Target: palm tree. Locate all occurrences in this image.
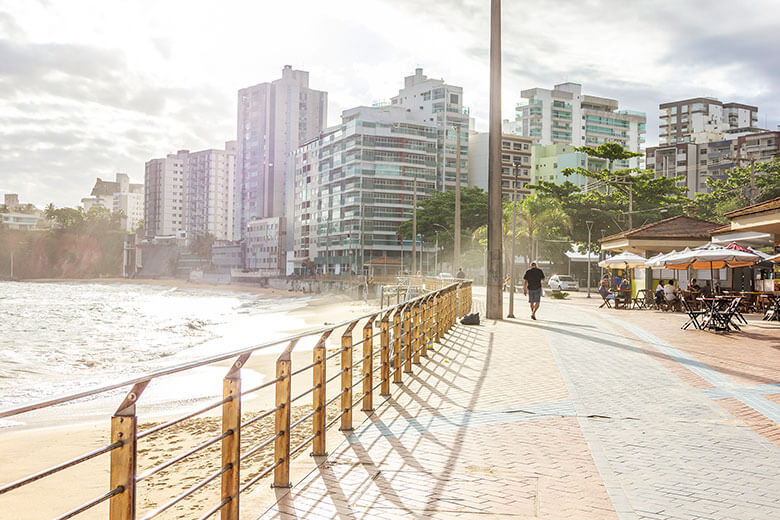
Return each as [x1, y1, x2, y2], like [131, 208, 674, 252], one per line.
[472, 195, 571, 272]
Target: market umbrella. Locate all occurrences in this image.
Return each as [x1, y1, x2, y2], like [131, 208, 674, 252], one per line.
[599, 251, 647, 269]
[765, 253, 780, 263]
[662, 242, 761, 285]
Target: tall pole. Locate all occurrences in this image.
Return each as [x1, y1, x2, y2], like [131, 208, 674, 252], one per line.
[454, 124, 462, 269]
[507, 162, 519, 318]
[435, 232, 439, 274]
[418, 234, 423, 274]
[586, 220, 593, 298]
[486, 0, 503, 319]
[628, 182, 633, 230]
[360, 203, 365, 276]
[325, 220, 330, 276]
[412, 177, 418, 274]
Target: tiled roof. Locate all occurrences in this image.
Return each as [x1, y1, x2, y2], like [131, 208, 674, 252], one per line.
[599, 215, 721, 243]
[723, 197, 780, 218]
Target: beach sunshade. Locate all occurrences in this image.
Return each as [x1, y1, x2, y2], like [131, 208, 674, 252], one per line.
[598, 251, 647, 269]
[644, 248, 690, 268]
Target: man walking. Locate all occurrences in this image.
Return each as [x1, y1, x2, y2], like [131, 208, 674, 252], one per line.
[523, 262, 545, 320]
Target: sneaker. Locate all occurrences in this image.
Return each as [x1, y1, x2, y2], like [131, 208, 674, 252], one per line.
[531, 315, 536, 320]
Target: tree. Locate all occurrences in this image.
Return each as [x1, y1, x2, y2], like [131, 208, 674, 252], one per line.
[190, 233, 215, 260]
[531, 144, 689, 253]
[397, 187, 488, 262]
[473, 195, 572, 271]
[693, 159, 780, 222]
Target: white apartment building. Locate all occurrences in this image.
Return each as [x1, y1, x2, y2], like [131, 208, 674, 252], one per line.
[81, 173, 144, 231]
[659, 97, 759, 145]
[646, 127, 780, 197]
[236, 66, 328, 243]
[516, 82, 646, 168]
[144, 151, 188, 238]
[245, 216, 286, 275]
[468, 132, 532, 199]
[390, 68, 469, 191]
[293, 105, 439, 274]
[183, 141, 237, 242]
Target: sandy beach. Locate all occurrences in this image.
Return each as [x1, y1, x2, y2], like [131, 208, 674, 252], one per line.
[0, 279, 379, 519]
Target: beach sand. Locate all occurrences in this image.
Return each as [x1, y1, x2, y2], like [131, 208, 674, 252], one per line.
[0, 282, 380, 519]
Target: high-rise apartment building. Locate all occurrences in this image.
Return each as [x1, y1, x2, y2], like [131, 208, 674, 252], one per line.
[468, 132, 532, 200]
[646, 127, 780, 197]
[236, 66, 328, 242]
[531, 144, 608, 189]
[659, 97, 758, 145]
[516, 82, 646, 168]
[144, 151, 188, 238]
[183, 141, 237, 241]
[293, 106, 438, 274]
[390, 68, 469, 191]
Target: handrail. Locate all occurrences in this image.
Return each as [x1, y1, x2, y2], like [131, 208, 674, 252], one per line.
[0, 280, 472, 520]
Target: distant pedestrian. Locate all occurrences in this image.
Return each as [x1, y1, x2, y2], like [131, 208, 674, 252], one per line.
[456, 267, 466, 279]
[522, 262, 545, 320]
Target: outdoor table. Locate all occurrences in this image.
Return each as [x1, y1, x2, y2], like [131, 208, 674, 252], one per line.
[761, 294, 780, 322]
[615, 289, 631, 309]
[697, 297, 742, 331]
[633, 289, 653, 309]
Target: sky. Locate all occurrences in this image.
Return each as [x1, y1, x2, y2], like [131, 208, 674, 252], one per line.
[1, 0, 778, 209]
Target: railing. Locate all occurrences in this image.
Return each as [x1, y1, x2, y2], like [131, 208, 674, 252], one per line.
[0, 281, 472, 520]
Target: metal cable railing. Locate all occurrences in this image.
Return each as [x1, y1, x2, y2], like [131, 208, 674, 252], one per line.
[0, 280, 471, 520]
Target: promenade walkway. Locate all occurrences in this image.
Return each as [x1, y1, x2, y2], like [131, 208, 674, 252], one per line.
[255, 292, 780, 519]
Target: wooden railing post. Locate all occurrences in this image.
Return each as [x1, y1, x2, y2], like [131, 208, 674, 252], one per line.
[362, 317, 375, 411]
[412, 302, 421, 364]
[110, 381, 148, 520]
[420, 297, 430, 358]
[312, 332, 330, 456]
[434, 293, 442, 342]
[380, 312, 391, 396]
[340, 323, 357, 431]
[392, 309, 403, 384]
[221, 353, 249, 519]
[403, 305, 413, 373]
[273, 348, 292, 488]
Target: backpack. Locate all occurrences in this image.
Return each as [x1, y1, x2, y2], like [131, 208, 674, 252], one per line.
[460, 312, 480, 325]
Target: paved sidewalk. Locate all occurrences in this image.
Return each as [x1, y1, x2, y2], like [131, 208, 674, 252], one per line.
[257, 296, 780, 519]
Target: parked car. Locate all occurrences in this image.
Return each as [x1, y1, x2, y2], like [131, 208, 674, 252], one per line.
[438, 272, 454, 281]
[549, 274, 579, 291]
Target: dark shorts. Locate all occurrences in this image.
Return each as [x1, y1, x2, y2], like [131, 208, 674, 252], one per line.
[528, 289, 542, 303]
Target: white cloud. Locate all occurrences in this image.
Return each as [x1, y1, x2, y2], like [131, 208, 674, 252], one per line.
[0, 0, 778, 208]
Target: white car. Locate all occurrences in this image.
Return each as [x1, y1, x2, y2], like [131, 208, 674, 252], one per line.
[438, 272, 454, 281]
[549, 275, 579, 291]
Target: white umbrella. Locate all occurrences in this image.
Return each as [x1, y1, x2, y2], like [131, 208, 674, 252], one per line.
[599, 251, 647, 269]
[763, 253, 780, 263]
[644, 248, 690, 268]
[664, 243, 760, 270]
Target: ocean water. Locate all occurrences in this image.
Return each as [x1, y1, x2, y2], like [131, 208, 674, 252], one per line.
[0, 281, 313, 416]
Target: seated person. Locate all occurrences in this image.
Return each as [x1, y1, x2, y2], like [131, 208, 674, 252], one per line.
[687, 278, 701, 292]
[663, 280, 679, 302]
[619, 278, 631, 291]
[599, 280, 616, 300]
[655, 282, 665, 305]
[701, 282, 712, 297]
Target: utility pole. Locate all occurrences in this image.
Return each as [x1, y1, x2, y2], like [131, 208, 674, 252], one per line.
[628, 185, 633, 230]
[486, 0, 503, 319]
[586, 220, 593, 298]
[454, 124, 462, 270]
[418, 234, 423, 274]
[412, 177, 417, 274]
[434, 231, 439, 274]
[507, 161, 520, 318]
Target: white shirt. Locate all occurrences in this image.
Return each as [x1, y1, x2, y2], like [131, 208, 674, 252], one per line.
[663, 284, 677, 301]
[655, 283, 664, 292]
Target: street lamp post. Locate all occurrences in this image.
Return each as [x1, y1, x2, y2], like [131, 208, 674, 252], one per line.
[586, 220, 593, 298]
[507, 160, 520, 318]
[486, 0, 503, 319]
